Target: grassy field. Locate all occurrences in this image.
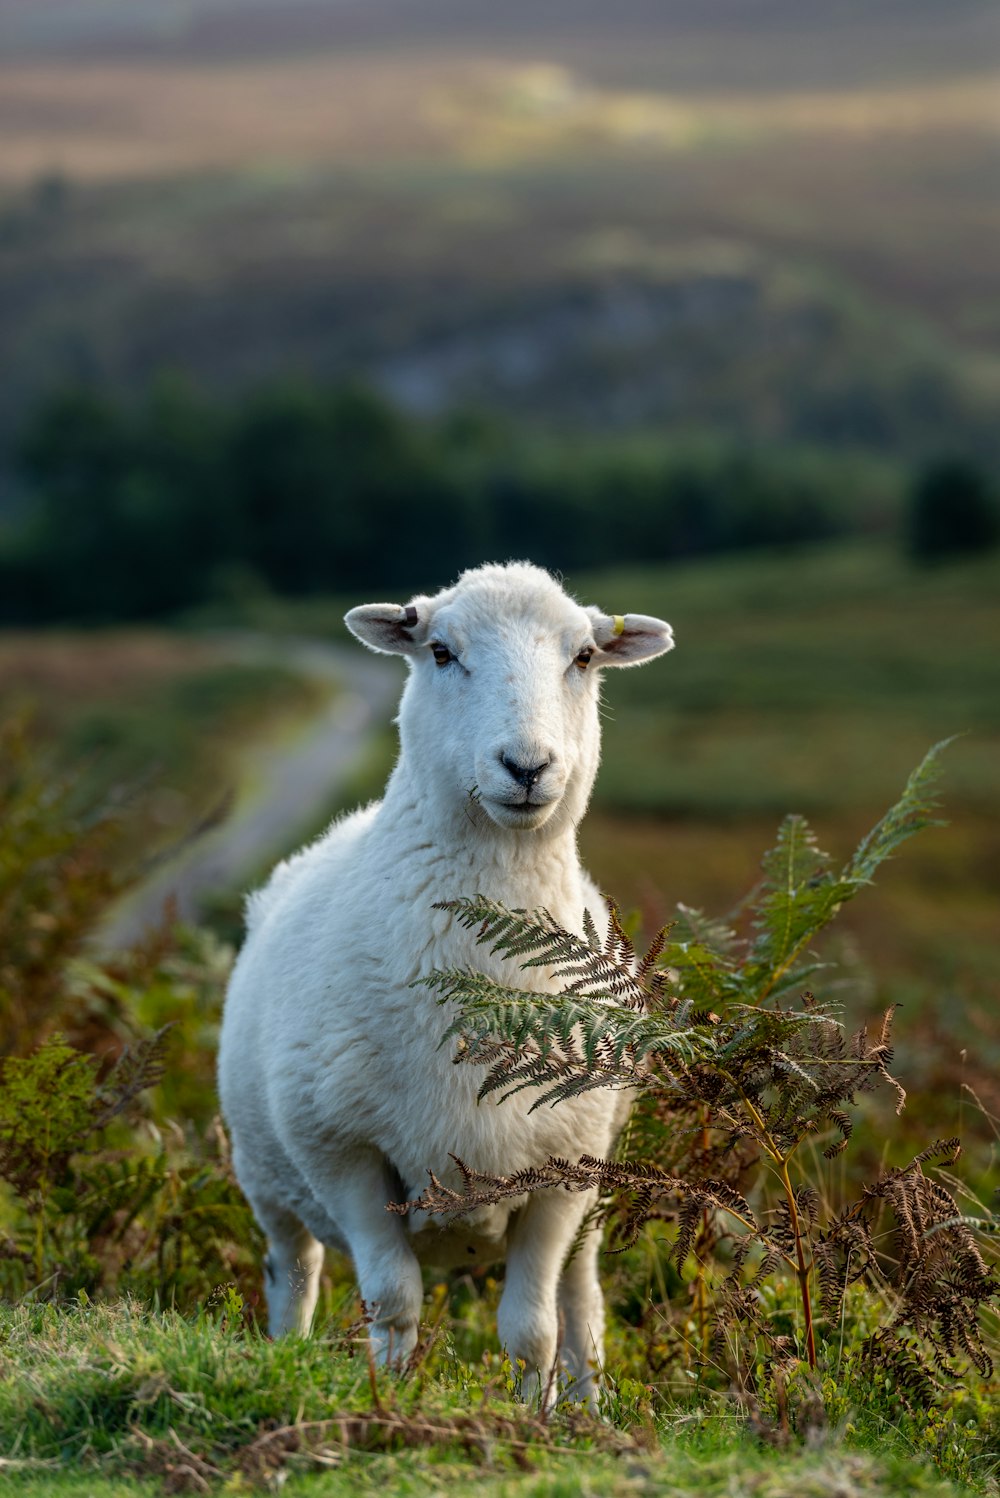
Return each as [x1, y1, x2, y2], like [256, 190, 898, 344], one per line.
[0, 1300, 995, 1497]
[6, 540, 994, 1054]
[577, 543, 1000, 818]
[0, 631, 329, 861]
[574, 543, 1000, 1039]
[579, 544, 1000, 1159]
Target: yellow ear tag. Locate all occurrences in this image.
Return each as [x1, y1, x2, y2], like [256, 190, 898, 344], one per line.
[611, 615, 626, 637]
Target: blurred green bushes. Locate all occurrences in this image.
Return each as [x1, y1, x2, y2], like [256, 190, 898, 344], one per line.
[0, 718, 259, 1308]
[0, 717, 124, 1057]
[0, 377, 933, 624]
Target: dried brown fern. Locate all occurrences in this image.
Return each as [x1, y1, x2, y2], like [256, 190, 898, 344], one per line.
[857, 1141, 998, 1377]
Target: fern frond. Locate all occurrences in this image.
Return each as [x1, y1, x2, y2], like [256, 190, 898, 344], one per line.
[396, 1152, 767, 1262]
[671, 903, 739, 956]
[738, 745, 952, 1006]
[743, 816, 855, 1003]
[94, 1028, 172, 1127]
[423, 967, 713, 1103]
[657, 936, 745, 1010]
[437, 896, 656, 1009]
[848, 738, 952, 884]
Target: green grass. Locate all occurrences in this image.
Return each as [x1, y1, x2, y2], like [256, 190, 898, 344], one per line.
[0, 638, 330, 862]
[572, 541, 1000, 819]
[2, 1449, 984, 1498]
[0, 1302, 993, 1497]
[195, 539, 1000, 824]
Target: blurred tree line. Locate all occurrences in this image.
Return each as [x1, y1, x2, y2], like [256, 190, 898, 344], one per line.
[0, 379, 996, 624]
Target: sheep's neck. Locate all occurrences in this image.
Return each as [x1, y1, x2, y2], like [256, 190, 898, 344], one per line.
[380, 768, 584, 910]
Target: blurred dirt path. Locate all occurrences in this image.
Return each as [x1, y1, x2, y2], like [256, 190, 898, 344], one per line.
[97, 634, 401, 951]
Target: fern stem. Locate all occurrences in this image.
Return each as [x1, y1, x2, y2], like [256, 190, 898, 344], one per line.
[779, 1157, 817, 1370]
[694, 1109, 712, 1354]
[753, 930, 816, 1007]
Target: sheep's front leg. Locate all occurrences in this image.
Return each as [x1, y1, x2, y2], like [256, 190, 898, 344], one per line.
[497, 1189, 596, 1408]
[558, 1211, 606, 1409]
[303, 1147, 423, 1366]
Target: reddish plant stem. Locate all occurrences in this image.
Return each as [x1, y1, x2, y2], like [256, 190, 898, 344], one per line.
[779, 1159, 817, 1369]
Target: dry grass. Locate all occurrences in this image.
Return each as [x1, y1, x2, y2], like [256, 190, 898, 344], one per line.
[0, 55, 482, 184]
[5, 51, 998, 197]
[0, 631, 220, 711]
[437, 66, 1000, 163]
[0, 630, 327, 866]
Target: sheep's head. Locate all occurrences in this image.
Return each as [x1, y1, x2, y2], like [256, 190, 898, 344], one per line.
[345, 562, 673, 835]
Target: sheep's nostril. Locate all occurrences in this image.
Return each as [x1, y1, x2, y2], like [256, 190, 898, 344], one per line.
[500, 753, 551, 789]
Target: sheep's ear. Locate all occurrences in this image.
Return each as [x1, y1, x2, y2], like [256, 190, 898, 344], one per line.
[344, 600, 431, 656]
[588, 608, 674, 667]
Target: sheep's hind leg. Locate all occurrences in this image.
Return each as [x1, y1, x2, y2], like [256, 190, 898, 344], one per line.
[301, 1147, 423, 1368]
[257, 1203, 325, 1337]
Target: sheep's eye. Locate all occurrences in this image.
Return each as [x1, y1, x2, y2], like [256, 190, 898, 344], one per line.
[574, 647, 594, 671]
[431, 642, 455, 668]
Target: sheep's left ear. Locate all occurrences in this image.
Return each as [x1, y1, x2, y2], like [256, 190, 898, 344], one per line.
[344, 599, 431, 656]
[587, 608, 674, 667]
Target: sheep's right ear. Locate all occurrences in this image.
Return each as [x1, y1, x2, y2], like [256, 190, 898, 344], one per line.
[344, 600, 431, 656]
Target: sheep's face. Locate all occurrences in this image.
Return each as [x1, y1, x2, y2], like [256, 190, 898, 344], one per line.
[346, 563, 673, 835]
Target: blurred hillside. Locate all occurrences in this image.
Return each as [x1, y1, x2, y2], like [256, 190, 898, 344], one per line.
[0, 0, 998, 506]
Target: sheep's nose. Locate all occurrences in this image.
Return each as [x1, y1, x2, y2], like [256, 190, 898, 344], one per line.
[499, 753, 551, 790]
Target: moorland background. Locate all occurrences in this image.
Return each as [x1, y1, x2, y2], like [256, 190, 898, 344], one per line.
[1, 3, 998, 1494]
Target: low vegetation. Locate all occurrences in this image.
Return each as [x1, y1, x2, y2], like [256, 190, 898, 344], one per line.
[0, 711, 997, 1495]
[412, 745, 997, 1388]
[0, 644, 328, 876]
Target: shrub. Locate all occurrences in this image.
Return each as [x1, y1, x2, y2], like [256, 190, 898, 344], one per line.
[0, 1022, 261, 1308]
[0, 717, 125, 1055]
[405, 742, 999, 1398]
[0, 715, 259, 1310]
[907, 457, 1000, 561]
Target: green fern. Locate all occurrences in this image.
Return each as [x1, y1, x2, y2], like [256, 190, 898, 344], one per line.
[406, 744, 987, 1378]
[0, 1030, 260, 1305]
[739, 739, 951, 1004]
[422, 966, 710, 1108]
[847, 737, 953, 881]
[441, 896, 653, 1007]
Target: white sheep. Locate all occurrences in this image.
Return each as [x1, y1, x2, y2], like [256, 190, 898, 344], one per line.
[218, 561, 673, 1403]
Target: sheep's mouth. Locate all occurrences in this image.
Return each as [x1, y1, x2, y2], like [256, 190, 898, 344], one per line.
[482, 795, 559, 829]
